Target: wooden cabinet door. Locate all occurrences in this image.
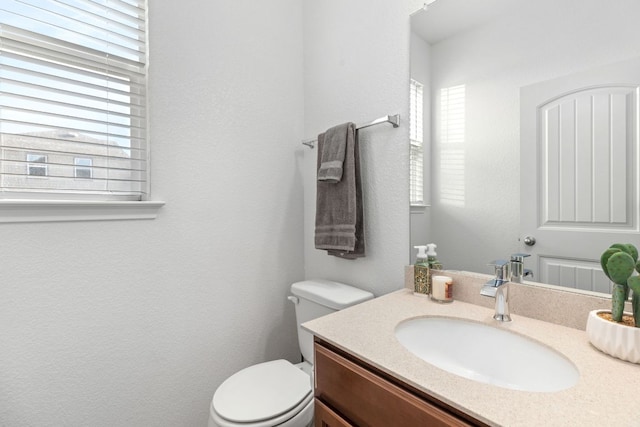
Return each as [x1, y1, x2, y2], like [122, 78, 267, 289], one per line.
[314, 342, 475, 427]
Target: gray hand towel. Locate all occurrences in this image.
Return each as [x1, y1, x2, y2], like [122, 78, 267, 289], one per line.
[317, 122, 351, 183]
[315, 123, 365, 259]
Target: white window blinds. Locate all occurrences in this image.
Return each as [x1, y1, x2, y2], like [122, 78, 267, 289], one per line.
[0, 0, 147, 200]
[410, 79, 424, 206]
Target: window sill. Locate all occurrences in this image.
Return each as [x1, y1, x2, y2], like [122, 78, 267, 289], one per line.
[410, 204, 430, 213]
[0, 200, 165, 223]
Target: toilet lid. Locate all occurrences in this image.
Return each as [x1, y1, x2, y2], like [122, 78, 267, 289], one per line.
[213, 359, 312, 423]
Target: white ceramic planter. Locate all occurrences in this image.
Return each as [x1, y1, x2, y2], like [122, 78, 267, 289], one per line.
[586, 309, 640, 364]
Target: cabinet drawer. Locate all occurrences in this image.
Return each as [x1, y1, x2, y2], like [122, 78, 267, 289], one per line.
[314, 399, 353, 427]
[314, 342, 473, 427]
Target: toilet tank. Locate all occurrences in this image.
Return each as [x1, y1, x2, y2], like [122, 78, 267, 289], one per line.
[290, 279, 374, 363]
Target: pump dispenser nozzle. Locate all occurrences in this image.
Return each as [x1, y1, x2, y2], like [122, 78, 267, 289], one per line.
[414, 245, 428, 259]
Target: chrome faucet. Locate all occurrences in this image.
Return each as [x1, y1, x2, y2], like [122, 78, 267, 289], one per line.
[481, 260, 511, 322]
[510, 253, 533, 283]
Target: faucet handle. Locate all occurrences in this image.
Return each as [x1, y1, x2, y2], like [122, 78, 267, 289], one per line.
[510, 253, 531, 262]
[488, 260, 510, 281]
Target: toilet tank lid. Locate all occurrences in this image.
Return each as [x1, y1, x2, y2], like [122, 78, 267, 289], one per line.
[290, 279, 374, 310]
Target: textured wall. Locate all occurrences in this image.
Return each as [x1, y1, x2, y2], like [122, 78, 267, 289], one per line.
[302, 0, 412, 297]
[0, 1, 305, 425]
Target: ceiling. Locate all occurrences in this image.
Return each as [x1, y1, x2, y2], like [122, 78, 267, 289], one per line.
[411, 0, 529, 44]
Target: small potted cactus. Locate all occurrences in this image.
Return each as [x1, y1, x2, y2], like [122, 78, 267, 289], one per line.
[586, 243, 640, 364]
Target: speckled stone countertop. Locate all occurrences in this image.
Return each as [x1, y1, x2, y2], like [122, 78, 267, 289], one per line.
[303, 289, 640, 426]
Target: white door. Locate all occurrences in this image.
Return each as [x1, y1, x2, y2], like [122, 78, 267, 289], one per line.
[520, 57, 640, 292]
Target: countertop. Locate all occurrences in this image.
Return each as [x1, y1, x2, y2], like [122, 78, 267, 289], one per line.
[303, 289, 640, 426]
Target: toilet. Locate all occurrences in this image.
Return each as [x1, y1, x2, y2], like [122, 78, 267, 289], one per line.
[208, 279, 374, 427]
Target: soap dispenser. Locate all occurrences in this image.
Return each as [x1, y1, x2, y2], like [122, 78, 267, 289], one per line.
[413, 246, 430, 296]
[426, 243, 442, 270]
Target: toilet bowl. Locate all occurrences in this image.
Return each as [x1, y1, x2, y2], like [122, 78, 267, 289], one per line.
[208, 280, 374, 427]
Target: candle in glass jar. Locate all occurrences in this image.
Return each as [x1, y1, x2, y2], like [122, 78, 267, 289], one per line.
[431, 275, 453, 303]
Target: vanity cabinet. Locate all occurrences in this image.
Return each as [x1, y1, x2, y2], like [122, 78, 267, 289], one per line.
[314, 339, 485, 427]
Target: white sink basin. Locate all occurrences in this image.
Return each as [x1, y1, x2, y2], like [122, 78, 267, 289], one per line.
[395, 317, 579, 392]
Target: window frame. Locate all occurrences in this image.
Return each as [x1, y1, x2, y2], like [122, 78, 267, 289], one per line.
[74, 157, 93, 180]
[26, 153, 48, 177]
[0, 0, 163, 222]
[410, 79, 426, 207]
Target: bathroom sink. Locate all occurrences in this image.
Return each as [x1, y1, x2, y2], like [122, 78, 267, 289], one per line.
[394, 317, 579, 392]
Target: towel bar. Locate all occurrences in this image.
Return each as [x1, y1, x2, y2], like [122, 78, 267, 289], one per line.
[302, 114, 400, 148]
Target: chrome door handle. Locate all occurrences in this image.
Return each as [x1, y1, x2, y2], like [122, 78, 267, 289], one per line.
[523, 236, 536, 246]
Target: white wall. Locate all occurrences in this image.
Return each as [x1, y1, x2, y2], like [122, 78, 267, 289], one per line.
[302, 0, 412, 297]
[0, 1, 305, 425]
[422, 0, 640, 273]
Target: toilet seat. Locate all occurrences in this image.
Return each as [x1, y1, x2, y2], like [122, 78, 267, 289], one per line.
[211, 359, 313, 427]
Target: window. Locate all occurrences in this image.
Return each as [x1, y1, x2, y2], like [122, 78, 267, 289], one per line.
[0, 0, 148, 201]
[410, 79, 424, 206]
[27, 153, 47, 177]
[74, 157, 92, 179]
